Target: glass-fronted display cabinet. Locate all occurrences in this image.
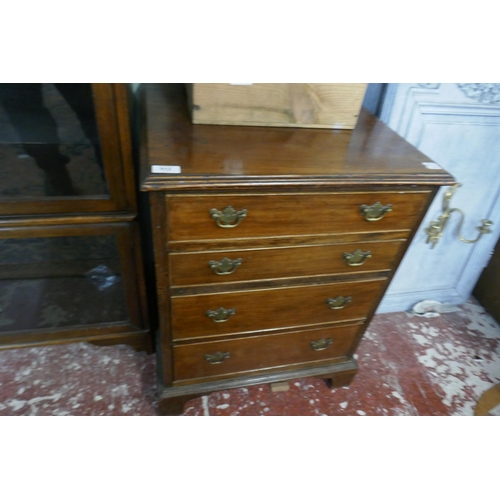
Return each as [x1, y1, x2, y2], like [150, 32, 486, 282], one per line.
[0, 84, 150, 351]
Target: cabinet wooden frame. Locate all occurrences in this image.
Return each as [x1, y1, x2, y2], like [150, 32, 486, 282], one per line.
[0, 220, 150, 351]
[0, 84, 137, 217]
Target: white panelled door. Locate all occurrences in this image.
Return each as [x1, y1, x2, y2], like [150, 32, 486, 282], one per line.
[377, 83, 500, 313]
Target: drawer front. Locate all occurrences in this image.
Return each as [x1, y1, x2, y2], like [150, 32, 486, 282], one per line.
[169, 240, 404, 287]
[174, 323, 362, 382]
[166, 191, 430, 242]
[171, 278, 386, 340]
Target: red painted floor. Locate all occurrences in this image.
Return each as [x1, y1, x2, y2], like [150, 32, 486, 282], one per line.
[1, 298, 499, 416]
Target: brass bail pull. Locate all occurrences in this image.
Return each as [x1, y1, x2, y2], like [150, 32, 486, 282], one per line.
[206, 307, 236, 323]
[204, 352, 230, 364]
[360, 202, 392, 221]
[209, 257, 243, 275]
[310, 338, 333, 351]
[326, 296, 352, 310]
[210, 206, 248, 228]
[343, 249, 372, 266]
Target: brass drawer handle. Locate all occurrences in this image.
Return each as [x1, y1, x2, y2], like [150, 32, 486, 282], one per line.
[343, 249, 372, 266]
[206, 307, 236, 322]
[326, 296, 352, 310]
[209, 257, 243, 275]
[204, 351, 230, 364]
[210, 206, 248, 228]
[310, 338, 333, 351]
[360, 202, 392, 221]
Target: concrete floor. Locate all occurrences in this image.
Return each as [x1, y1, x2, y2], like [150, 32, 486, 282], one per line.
[1, 298, 499, 416]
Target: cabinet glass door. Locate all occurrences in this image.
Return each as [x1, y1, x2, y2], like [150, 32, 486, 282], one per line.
[0, 233, 129, 334]
[0, 84, 132, 215]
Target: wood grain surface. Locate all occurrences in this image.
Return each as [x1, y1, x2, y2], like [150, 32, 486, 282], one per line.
[166, 191, 431, 242]
[173, 322, 363, 382]
[169, 239, 405, 287]
[140, 84, 455, 190]
[187, 83, 368, 129]
[170, 278, 386, 340]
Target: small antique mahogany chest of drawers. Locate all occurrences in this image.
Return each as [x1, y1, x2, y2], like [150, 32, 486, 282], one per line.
[139, 83, 454, 416]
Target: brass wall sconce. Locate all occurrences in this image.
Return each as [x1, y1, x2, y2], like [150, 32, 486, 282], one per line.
[425, 183, 493, 248]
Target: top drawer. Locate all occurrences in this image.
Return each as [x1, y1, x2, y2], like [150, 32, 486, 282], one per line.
[166, 192, 431, 242]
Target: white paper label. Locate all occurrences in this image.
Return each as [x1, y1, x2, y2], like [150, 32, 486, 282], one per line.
[151, 165, 181, 174]
[422, 162, 443, 170]
[229, 83, 253, 86]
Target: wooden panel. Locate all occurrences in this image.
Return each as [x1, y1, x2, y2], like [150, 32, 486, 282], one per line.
[0, 324, 151, 352]
[170, 278, 386, 340]
[174, 323, 362, 382]
[166, 191, 431, 242]
[168, 230, 411, 253]
[187, 83, 368, 129]
[169, 239, 405, 287]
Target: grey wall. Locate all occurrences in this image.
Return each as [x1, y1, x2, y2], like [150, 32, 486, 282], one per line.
[362, 83, 386, 115]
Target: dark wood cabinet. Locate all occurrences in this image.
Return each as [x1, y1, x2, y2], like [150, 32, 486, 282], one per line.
[474, 234, 500, 325]
[0, 84, 150, 351]
[139, 83, 455, 415]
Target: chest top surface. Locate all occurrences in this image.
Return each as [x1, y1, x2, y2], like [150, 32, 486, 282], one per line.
[139, 83, 454, 191]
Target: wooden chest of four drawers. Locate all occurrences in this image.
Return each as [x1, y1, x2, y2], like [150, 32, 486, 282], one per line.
[139, 84, 454, 415]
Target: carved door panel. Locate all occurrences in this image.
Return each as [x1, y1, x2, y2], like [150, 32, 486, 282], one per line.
[377, 84, 500, 313]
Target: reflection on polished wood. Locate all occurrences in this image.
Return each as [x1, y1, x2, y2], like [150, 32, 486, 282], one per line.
[141, 84, 454, 190]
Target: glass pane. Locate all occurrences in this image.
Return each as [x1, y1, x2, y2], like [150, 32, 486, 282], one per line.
[0, 83, 108, 198]
[0, 234, 128, 333]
